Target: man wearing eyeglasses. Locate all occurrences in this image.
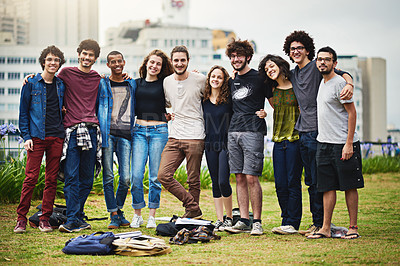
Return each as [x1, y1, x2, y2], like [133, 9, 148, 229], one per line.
[97, 51, 136, 229]
[283, 31, 354, 236]
[157, 46, 206, 219]
[307, 46, 363, 239]
[15, 45, 66, 233]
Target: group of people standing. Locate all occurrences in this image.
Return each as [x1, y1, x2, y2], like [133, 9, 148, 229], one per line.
[14, 30, 364, 240]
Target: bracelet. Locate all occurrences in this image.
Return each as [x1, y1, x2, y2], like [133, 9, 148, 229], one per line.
[349, 225, 358, 230]
[346, 83, 354, 88]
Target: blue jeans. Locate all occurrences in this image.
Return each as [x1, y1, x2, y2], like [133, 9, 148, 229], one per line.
[273, 140, 302, 230]
[63, 128, 97, 223]
[131, 124, 168, 209]
[102, 135, 131, 213]
[299, 131, 323, 227]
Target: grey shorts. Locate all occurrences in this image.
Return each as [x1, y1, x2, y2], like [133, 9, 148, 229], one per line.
[227, 131, 265, 176]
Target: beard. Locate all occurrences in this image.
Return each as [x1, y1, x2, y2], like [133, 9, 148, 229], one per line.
[173, 65, 188, 75]
[318, 64, 334, 75]
[231, 60, 246, 72]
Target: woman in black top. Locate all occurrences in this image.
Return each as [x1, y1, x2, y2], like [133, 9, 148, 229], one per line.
[130, 50, 173, 228]
[202, 65, 233, 231]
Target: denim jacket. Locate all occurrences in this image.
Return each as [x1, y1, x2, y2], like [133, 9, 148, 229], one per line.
[19, 73, 65, 141]
[97, 77, 137, 147]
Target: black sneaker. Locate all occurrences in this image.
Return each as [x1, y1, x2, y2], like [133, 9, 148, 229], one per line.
[77, 219, 92, 230]
[59, 221, 81, 233]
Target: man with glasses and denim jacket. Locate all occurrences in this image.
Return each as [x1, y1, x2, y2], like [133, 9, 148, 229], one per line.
[283, 31, 354, 236]
[15, 45, 66, 233]
[97, 51, 136, 229]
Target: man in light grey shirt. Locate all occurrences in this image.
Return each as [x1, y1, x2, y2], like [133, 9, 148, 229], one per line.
[308, 46, 363, 240]
[157, 46, 206, 219]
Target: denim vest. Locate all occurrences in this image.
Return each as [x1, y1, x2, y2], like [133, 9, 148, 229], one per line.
[97, 77, 137, 147]
[19, 73, 65, 141]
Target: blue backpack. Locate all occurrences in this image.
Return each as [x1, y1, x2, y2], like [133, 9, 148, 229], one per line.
[62, 231, 116, 255]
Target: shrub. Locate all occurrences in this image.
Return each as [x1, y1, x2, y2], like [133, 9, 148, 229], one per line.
[362, 156, 400, 174]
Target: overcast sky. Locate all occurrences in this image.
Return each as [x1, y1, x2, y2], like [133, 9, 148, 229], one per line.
[99, 0, 400, 129]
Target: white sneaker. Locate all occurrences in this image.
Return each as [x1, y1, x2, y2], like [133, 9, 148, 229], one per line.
[250, 221, 264, 235]
[271, 225, 298, 235]
[146, 216, 156, 228]
[130, 214, 144, 228]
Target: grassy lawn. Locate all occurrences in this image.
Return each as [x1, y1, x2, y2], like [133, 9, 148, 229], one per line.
[0, 172, 399, 264]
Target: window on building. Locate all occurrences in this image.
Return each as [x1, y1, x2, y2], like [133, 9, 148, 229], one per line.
[100, 58, 107, 64]
[0, 104, 5, 111]
[0, 57, 5, 64]
[181, 39, 184, 45]
[69, 58, 79, 64]
[0, 88, 4, 95]
[0, 119, 4, 125]
[201, 40, 208, 48]
[7, 57, 21, 64]
[170, 39, 173, 47]
[192, 40, 196, 47]
[8, 88, 20, 95]
[8, 119, 18, 126]
[0, 72, 5, 80]
[8, 72, 20, 80]
[164, 39, 168, 47]
[23, 72, 33, 77]
[201, 55, 208, 64]
[8, 104, 19, 111]
[186, 40, 190, 47]
[23, 57, 36, 64]
[175, 40, 179, 45]
[213, 54, 222, 60]
[151, 39, 158, 47]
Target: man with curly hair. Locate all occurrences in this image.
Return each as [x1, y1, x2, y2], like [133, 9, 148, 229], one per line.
[15, 45, 66, 233]
[224, 39, 272, 235]
[283, 31, 354, 236]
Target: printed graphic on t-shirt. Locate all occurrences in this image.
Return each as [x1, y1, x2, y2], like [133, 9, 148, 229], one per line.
[232, 82, 253, 100]
[111, 85, 131, 132]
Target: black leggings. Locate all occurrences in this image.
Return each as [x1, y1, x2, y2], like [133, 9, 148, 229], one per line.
[205, 149, 232, 198]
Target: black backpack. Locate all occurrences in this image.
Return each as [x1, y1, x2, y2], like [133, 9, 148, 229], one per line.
[28, 204, 67, 229]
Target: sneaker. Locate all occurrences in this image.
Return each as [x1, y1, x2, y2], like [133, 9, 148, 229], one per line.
[271, 225, 298, 235]
[213, 220, 223, 232]
[59, 221, 81, 233]
[14, 220, 27, 233]
[146, 216, 157, 228]
[39, 220, 53, 232]
[182, 208, 203, 219]
[225, 220, 251, 234]
[78, 219, 92, 230]
[219, 218, 233, 232]
[299, 224, 318, 235]
[130, 214, 144, 228]
[117, 210, 130, 227]
[108, 214, 122, 229]
[250, 221, 264, 235]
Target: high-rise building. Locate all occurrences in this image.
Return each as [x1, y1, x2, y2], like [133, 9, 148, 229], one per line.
[0, 0, 30, 45]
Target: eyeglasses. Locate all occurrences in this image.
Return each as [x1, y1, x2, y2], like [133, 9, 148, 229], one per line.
[316, 57, 333, 62]
[230, 54, 245, 60]
[109, 59, 124, 65]
[45, 57, 61, 63]
[290, 46, 305, 52]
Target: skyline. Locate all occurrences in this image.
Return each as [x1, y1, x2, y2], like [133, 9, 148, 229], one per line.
[99, 0, 400, 129]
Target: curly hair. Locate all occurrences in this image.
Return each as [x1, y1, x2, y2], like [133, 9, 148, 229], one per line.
[77, 39, 101, 58]
[39, 45, 66, 70]
[139, 49, 173, 80]
[203, 65, 231, 105]
[258, 54, 291, 89]
[225, 38, 254, 63]
[283, 30, 315, 62]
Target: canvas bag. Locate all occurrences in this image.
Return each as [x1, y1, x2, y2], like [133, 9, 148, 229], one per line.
[113, 236, 172, 256]
[62, 231, 116, 255]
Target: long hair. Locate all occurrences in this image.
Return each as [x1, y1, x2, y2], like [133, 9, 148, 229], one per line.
[139, 49, 173, 80]
[258, 54, 291, 89]
[203, 65, 230, 105]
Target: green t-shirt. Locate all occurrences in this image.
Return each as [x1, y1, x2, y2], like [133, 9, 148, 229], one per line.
[272, 88, 299, 142]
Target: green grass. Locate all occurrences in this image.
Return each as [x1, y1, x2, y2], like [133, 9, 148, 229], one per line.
[0, 172, 399, 264]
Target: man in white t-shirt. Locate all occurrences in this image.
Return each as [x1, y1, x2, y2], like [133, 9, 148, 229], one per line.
[157, 46, 206, 219]
[308, 46, 364, 240]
